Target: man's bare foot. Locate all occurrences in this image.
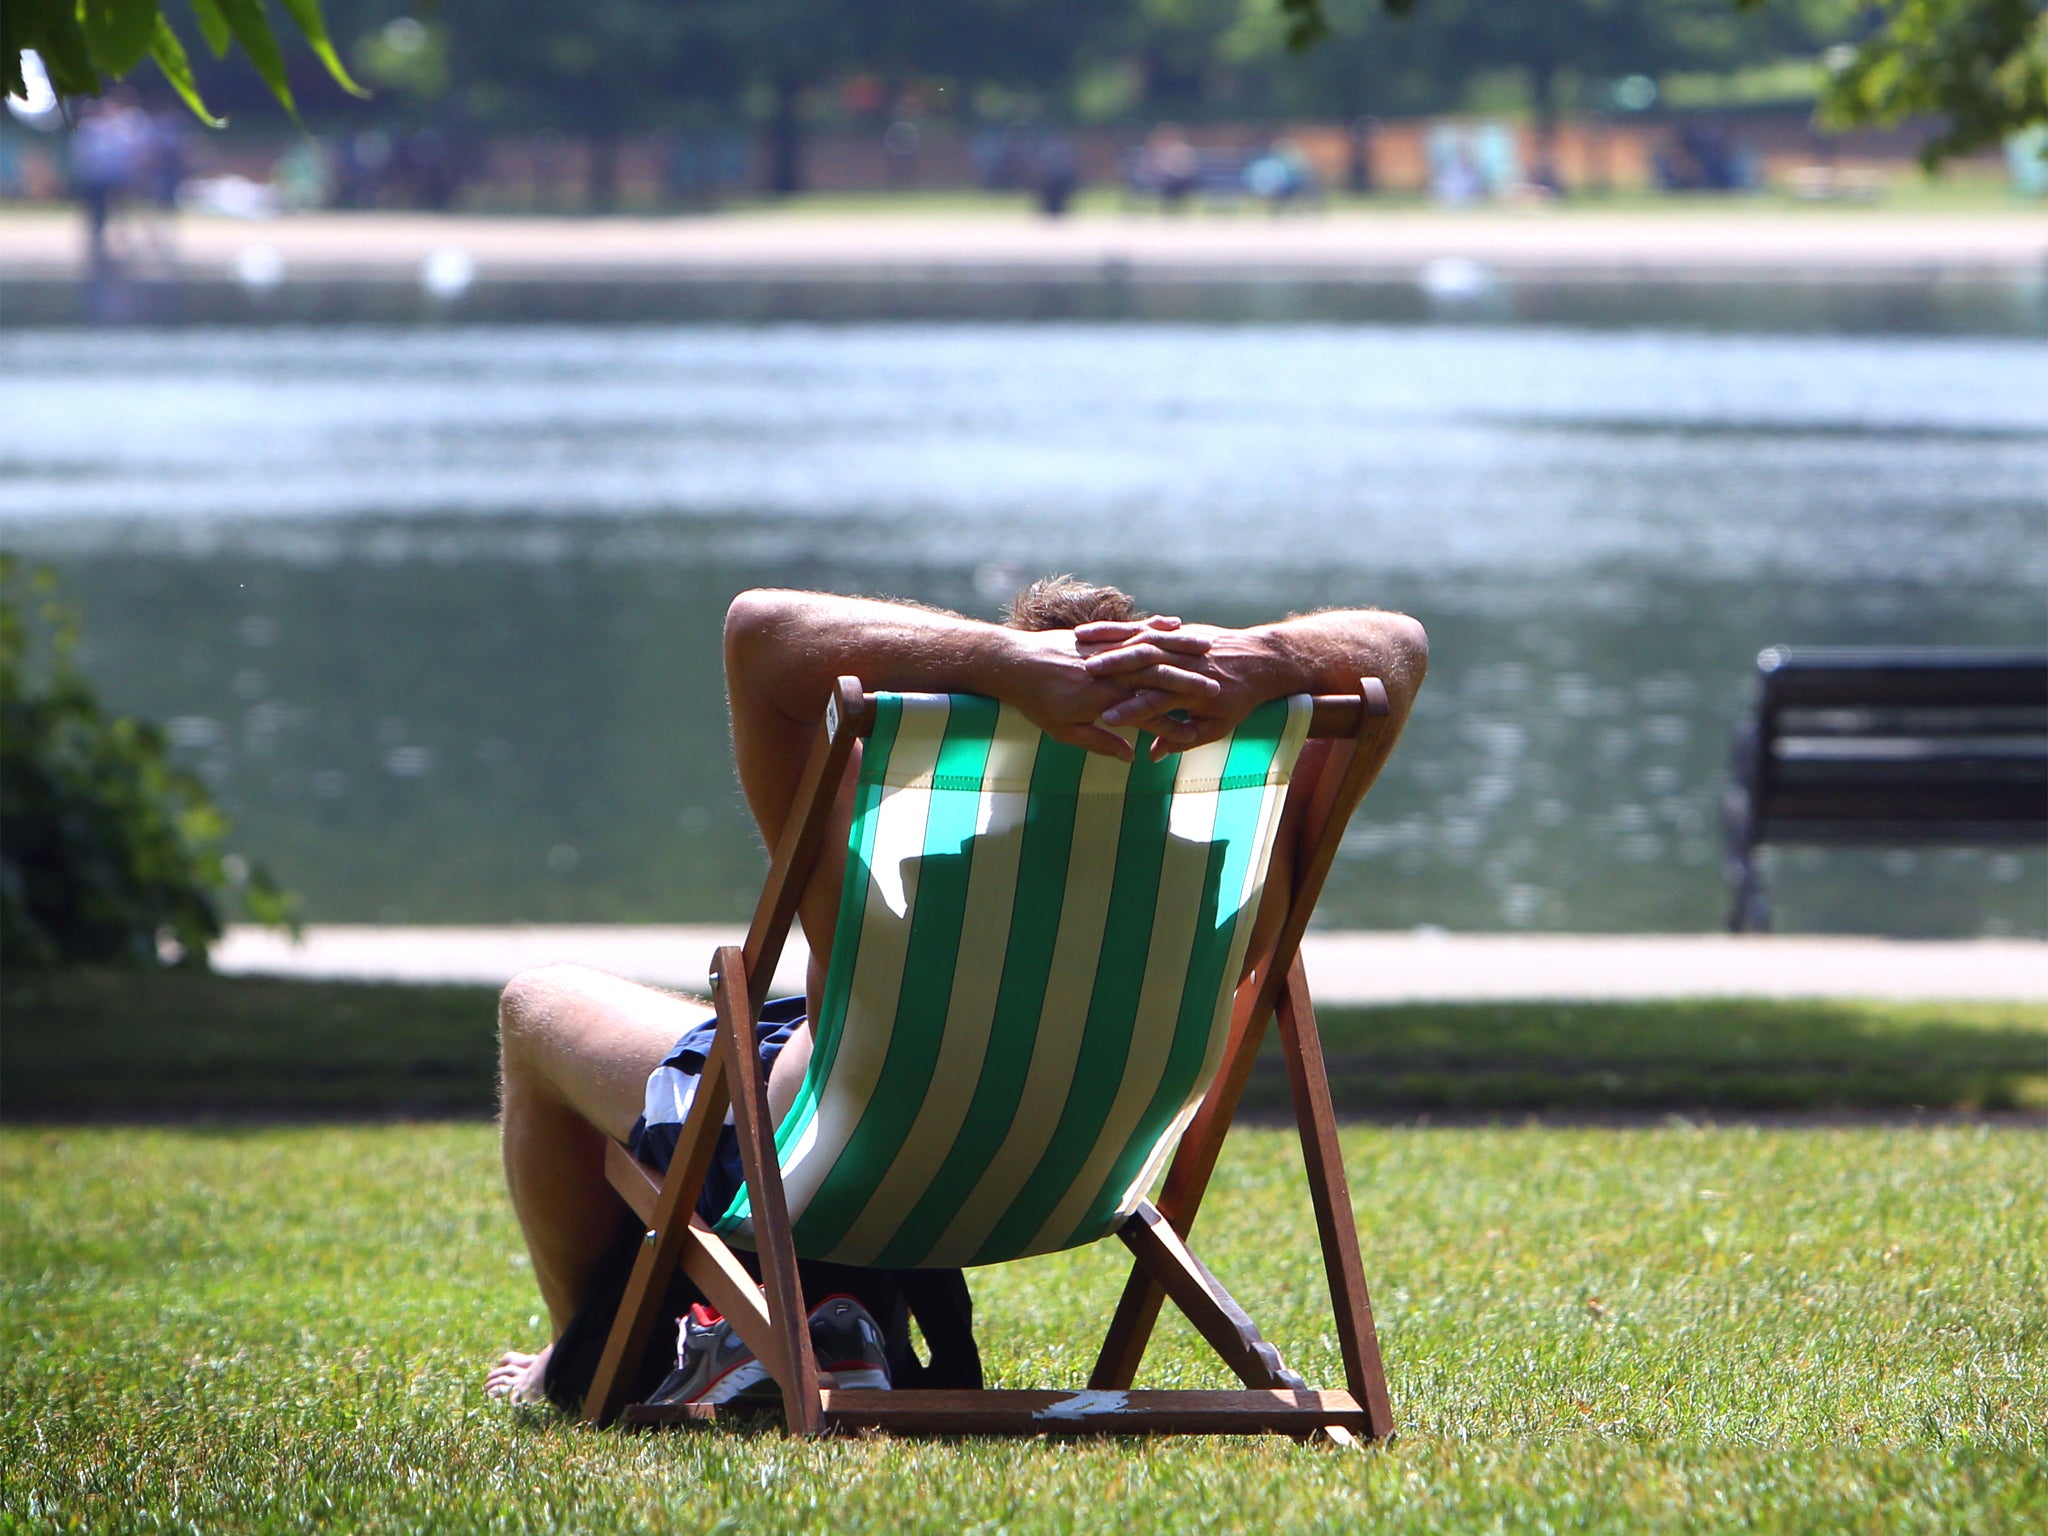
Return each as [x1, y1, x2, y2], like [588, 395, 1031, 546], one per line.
[485, 1343, 552, 1405]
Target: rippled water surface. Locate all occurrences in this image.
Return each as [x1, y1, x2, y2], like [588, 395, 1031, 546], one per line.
[4, 321, 2043, 933]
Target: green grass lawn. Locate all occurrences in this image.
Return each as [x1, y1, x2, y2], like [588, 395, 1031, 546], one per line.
[3, 1120, 2042, 1532]
[5, 969, 2044, 1120]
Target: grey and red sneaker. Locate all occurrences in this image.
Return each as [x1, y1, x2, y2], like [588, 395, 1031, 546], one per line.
[807, 1294, 891, 1391]
[643, 1302, 775, 1408]
[642, 1294, 893, 1407]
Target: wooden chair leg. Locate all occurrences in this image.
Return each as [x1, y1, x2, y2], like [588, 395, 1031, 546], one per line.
[1091, 967, 1274, 1389]
[711, 946, 823, 1436]
[585, 662, 846, 1434]
[601, 1145, 812, 1401]
[1274, 955, 1393, 1439]
[583, 1044, 734, 1425]
[1117, 1203, 1302, 1390]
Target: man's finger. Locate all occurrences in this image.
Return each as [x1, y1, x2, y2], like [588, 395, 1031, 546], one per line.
[1074, 621, 1148, 646]
[1098, 687, 1181, 729]
[1098, 676, 1219, 726]
[1053, 721, 1135, 762]
[1145, 716, 1202, 761]
[1153, 718, 1230, 759]
[1076, 626, 1209, 658]
[1084, 641, 1216, 678]
[1125, 662, 1223, 699]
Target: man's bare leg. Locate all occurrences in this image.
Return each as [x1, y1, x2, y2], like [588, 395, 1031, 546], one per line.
[487, 962, 713, 1402]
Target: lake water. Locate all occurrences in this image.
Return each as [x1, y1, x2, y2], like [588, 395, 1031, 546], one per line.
[3, 312, 2044, 935]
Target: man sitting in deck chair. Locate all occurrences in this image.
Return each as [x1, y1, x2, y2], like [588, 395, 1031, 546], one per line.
[486, 578, 1426, 1409]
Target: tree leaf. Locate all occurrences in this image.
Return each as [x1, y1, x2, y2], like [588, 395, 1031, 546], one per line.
[149, 12, 224, 125]
[207, 0, 296, 116]
[275, 0, 369, 96]
[19, 4, 105, 96]
[2, 4, 26, 97]
[190, 0, 233, 59]
[81, 0, 162, 76]
[1, 561, 286, 969]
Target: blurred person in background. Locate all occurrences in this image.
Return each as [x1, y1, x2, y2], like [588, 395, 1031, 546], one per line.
[133, 107, 188, 265]
[336, 129, 393, 209]
[69, 90, 149, 276]
[1138, 124, 1201, 210]
[273, 139, 335, 210]
[1246, 137, 1317, 212]
[401, 128, 460, 210]
[1035, 132, 1079, 217]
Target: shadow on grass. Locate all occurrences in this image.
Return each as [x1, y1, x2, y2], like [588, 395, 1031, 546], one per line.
[4, 969, 2045, 1121]
[1246, 998, 2048, 1118]
[1, 970, 501, 1120]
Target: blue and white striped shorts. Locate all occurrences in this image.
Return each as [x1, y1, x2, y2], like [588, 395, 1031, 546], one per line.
[624, 995, 807, 1224]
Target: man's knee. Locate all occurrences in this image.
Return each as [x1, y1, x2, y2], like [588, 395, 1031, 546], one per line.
[498, 963, 593, 1065]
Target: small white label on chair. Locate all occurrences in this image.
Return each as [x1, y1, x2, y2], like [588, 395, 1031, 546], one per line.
[1033, 1390, 1130, 1420]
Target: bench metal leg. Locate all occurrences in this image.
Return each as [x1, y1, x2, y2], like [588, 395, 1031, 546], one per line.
[1722, 784, 1770, 934]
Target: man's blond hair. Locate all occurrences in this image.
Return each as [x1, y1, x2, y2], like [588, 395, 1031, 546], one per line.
[1004, 575, 1141, 631]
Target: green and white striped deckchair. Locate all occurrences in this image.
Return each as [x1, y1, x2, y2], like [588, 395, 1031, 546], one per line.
[589, 675, 1404, 1444]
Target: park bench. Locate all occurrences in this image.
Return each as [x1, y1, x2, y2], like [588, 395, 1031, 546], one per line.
[1122, 147, 1252, 208]
[1121, 148, 1319, 211]
[1722, 646, 2048, 932]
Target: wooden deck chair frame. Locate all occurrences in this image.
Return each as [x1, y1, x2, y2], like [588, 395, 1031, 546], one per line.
[584, 674, 1400, 1444]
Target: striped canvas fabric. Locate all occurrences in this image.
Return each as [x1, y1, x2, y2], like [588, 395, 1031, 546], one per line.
[713, 690, 1312, 1269]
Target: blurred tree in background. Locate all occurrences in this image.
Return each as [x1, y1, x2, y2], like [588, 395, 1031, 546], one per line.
[279, 0, 1850, 197]
[1810, 0, 2048, 163]
[0, 559, 296, 970]
[8, 0, 2040, 177]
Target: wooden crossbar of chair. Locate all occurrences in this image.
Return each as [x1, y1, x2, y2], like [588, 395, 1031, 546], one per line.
[584, 675, 1400, 1443]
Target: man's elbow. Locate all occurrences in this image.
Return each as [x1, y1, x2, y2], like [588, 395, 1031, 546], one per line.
[724, 589, 800, 673]
[1375, 611, 1429, 717]
[1388, 613, 1428, 683]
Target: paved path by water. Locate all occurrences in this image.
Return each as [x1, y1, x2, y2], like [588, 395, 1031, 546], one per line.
[213, 924, 2048, 1004]
[4, 206, 2042, 280]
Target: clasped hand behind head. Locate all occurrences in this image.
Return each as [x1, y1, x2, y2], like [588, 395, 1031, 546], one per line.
[1078, 615, 1270, 761]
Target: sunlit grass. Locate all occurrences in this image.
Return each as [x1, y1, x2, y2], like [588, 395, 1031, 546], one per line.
[4, 1121, 2043, 1532]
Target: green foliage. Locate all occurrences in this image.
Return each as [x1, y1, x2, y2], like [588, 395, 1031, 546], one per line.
[1812, 0, 2048, 164]
[0, 558, 296, 971]
[1282, 0, 1416, 51]
[352, 14, 447, 99]
[2, 0, 363, 121]
[1280, 0, 2048, 160]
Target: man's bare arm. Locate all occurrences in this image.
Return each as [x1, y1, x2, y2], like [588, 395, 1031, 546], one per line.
[1080, 608, 1429, 756]
[721, 591, 1422, 1008]
[722, 589, 1219, 847]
